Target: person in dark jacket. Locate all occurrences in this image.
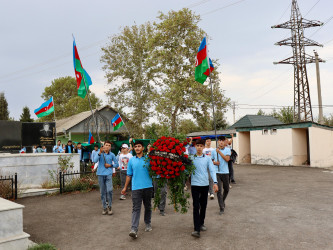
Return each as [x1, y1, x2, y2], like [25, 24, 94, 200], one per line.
[65, 140, 75, 153]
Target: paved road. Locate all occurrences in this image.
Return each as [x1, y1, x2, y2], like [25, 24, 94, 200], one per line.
[18, 164, 333, 250]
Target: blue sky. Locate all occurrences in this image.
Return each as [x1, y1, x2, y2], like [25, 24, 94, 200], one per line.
[0, 0, 332, 124]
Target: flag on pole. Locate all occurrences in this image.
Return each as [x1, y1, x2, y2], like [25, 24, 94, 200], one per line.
[111, 113, 124, 131]
[73, 38, 92, 98]
[34, 97, 54, 118]
[195, 37, 214, 84]
[88, 130, 95, 144]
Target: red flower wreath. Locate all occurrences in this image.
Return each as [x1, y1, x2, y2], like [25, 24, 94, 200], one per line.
[148, 137, 195, 213]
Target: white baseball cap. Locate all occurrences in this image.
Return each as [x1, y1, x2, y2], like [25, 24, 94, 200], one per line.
[121, 144, 129, 149]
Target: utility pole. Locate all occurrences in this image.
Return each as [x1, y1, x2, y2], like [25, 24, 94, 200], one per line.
[272, 0, 324, 122]
[232, 101, 236, 124]
[314, 50, 325, 124]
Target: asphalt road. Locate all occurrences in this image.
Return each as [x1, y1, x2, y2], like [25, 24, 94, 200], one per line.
[18, 164, 333, 250]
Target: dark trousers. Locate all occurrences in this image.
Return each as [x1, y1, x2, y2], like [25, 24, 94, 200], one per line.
[216, 173, 229, 211]
[191, 185, 209, 232]
[131, 187, 153, 232]
[228, 161, 234, 182]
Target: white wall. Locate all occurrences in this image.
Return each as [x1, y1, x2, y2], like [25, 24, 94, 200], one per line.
[237, 132, 251, 164]
[292, 128, 308, 165]
[250, 128, 293, 165]
[308, 127, 333, 168]
[0, 153, 80, 188]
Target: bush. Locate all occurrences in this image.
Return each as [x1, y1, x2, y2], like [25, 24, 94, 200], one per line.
[28, 243, 57, 250]
[63, 173, 98, 193]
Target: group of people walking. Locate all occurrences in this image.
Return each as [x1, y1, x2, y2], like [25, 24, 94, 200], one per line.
[92, 135, 236, 239]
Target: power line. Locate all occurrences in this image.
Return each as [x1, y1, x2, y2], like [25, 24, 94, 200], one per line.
[309, 14, 333, 38]
[304, 0, 321, 17]
[0, 38, 107, 81]
[276, 2, 292, 23]
[201, 0, 246, 16]
[185, 0, 213, 8]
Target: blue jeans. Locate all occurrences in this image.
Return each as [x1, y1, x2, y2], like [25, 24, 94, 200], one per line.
[98, 175, 113, 209]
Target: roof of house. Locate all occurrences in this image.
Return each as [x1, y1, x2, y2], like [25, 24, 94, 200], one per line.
[56, 105, 121, 134]
[187, 128, 236, 137]
[228, 115, 283, 129]
[236, 121, 333, 131]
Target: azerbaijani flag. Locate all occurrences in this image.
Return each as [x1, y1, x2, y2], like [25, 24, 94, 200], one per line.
[34, 97, 54, 118]
[73, 38, 92, 98]
[111, 113, 124, 131]
[88, 130, 95, 144]
[195, 37, 214, 84]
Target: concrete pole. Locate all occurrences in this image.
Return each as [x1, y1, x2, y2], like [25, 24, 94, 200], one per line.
[232, 102, 236, 124]
[314, 50, 324, 124]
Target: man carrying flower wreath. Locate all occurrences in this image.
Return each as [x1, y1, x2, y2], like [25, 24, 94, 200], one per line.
[190, 139, 218, 238]
[121, 141, 153, 239]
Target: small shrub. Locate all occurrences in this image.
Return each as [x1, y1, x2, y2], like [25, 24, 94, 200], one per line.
[112, 173, 121, 189]
[41, 180, 59, 189]
[63, 173, 98, 193]
[28, 243, 57, 250]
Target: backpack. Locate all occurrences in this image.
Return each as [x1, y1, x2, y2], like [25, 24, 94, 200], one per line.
[230, 149, 238, 163]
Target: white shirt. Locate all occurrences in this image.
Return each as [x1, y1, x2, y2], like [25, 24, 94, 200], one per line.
[118, 153, 133, 171]
[203, 147, 215, 158]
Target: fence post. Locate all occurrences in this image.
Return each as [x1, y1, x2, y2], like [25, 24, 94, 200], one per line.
[11, 175, 14, 199]
[14, 173, 17, 200]
[59, 171, 62, 194]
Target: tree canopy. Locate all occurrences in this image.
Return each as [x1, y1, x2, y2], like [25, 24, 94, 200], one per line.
[0, 92, 9, 120]
[101, 8, 230, 136]
[40, 76, 102, 121]
[20, 106, 34, 122]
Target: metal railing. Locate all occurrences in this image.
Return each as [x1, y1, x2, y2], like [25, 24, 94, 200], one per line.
[0, 173, 17, 200]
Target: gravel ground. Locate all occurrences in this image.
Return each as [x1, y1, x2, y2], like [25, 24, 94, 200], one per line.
[18, 164, 333, 250]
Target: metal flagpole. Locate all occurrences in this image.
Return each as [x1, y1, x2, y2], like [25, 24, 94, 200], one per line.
[206, 35, 218, 146]
[52, 96, 56, 122]
[81, 77, 101, 143]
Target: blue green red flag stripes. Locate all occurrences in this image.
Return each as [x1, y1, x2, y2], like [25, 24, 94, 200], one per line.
[34, 97, 54, 118]
[195, 37, 214, 84]
[88, 130, 95, 144]
[73, 38, 92, 98]
[111, 113, 124, 131]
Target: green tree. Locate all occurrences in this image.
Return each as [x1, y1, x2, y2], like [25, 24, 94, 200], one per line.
[101, 23, 155, 138]
[144, 123, 171, 139]
[178, 119, 198, 135]
[323, 114, 333, 126]
[0, 92, 9, 120]
[151, 8, 229, 133]
[19, 106, 34, 122]
[257, 109, 266, 116]
[41, 76, 102, 121]
[277, 106, 293, 124]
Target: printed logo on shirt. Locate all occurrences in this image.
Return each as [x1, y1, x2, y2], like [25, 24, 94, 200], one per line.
[205, 151, 212, 156]
[121, 157, 129, 169]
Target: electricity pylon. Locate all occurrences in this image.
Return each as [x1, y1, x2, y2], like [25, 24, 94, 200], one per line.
[272, 0, 324, 122]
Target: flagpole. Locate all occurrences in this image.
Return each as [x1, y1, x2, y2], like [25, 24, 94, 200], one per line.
[81, 76, 101, 143]
[52, 96, 56, 122]
[119, 114, 132, 139]
[206, 35, 218, 145]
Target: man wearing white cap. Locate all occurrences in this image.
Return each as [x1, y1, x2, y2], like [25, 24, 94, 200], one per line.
[118, 143, 133, 200]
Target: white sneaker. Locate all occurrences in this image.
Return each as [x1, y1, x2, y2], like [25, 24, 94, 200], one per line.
[120, 195, 126, 200]
[210, 193, 214, 199]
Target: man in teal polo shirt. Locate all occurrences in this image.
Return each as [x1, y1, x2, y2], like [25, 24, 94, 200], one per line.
[211, 136, 231, 215]
[121, 141, 153, 239]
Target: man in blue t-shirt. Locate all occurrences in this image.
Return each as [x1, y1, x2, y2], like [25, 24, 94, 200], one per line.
[121, 141, 153, 239]
[93, 140, 119, 215]
[211, 136, 231, 215]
